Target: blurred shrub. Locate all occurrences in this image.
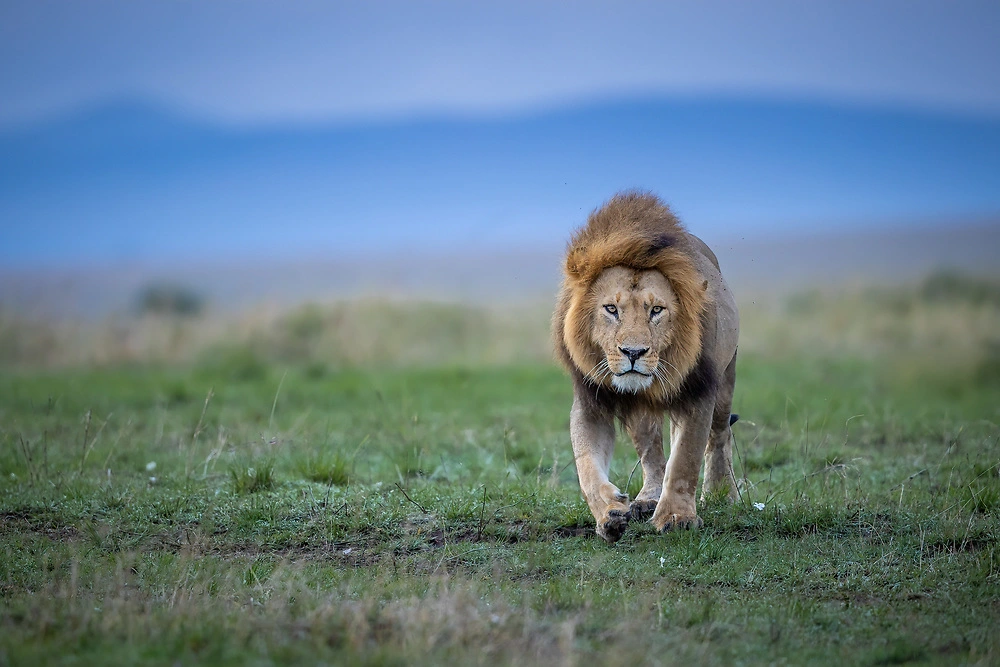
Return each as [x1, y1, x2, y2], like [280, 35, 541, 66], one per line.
[0, 310, 59, 367]
[275, 304, 327, 361]
[196, 343, 269, 381]
[134, 283, 205, 317]
[784, 289, 823, 316]
[975, 339, 1000, 387]
[919, 271, 1000, 307]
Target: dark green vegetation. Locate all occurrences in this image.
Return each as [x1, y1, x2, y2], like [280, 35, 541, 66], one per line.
[2, 294, 999, 665]
[133, 283, 205, 318]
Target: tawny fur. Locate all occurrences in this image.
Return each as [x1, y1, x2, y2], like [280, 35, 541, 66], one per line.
[552, 190, 740, 543]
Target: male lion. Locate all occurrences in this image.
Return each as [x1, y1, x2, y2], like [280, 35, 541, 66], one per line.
[552, 191, 739, 543]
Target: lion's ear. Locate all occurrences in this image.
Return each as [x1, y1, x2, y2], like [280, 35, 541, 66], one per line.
[565, 249, 586, 280]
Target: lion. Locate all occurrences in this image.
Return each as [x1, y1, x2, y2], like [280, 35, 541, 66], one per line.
[552, 191, 739, 543]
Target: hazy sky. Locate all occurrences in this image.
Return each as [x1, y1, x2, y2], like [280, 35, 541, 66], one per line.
[2, 0, 999, 127]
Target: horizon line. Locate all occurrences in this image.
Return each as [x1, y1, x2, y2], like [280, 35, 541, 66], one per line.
[6, 89, 1000, 134]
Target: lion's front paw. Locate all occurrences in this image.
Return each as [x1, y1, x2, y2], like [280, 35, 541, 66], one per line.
[653, 514, 703, 532]
[596, 508, 630, 543]
[628, 499, 657, 522]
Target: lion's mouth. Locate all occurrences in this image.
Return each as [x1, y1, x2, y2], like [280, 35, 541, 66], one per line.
[610, 368, 655, 394]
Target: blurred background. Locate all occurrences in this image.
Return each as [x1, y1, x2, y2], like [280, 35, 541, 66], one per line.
[1, 0, 998, 368]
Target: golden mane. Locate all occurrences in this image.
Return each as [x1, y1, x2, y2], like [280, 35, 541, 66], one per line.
[554, 190, 710, 404]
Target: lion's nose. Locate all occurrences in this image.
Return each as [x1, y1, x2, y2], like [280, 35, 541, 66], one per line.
[619, 346, 649, 366]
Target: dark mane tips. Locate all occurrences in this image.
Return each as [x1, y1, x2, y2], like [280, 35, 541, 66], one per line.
[646, 232, 678, 256]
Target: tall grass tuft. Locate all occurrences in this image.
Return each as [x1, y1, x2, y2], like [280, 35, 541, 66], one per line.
[295, 452, 351, 486]
[230, 461, 276, 494]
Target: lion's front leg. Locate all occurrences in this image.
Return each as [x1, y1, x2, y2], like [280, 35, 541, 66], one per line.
[570, 397, 630, 543]
[624, 410, 666, 521]
[651, 404, 713, 531]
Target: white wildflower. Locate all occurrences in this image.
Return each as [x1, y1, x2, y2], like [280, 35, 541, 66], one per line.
[753, 502, 765, 511]
[145, 461, 156, 472]
[659, 556, 666, 567]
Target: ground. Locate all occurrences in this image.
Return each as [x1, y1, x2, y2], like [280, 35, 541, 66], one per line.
[1, 283, 999, 665]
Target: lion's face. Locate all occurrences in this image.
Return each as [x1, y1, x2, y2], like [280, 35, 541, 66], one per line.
[587, 266, 679, 394]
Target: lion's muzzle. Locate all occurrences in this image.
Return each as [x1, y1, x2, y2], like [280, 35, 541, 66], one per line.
[619, 346, 649, 366]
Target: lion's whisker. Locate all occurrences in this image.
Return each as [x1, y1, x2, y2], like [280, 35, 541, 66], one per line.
[659, 358, 680, 375]
[588, 359, 614, 387]
[655, 360, 678, 392]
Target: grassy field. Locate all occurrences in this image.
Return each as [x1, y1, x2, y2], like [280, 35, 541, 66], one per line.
[1, 276, 999, 665]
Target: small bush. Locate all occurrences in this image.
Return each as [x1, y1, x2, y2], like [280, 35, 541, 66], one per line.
[197, 344, 269, 382]
[920, 271, 1000, 307]
[276, 305, 328, 361]
[134, 283, 205, 317]
[975, 340, 1000, 387]
[784, 289, 823, 316]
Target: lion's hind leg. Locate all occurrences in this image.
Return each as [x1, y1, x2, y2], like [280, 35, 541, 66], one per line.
[702, 352, 738, 502]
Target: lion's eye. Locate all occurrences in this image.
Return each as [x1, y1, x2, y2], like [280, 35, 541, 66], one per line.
[650, 306, 664, 318]
[603, 304, 618, 317]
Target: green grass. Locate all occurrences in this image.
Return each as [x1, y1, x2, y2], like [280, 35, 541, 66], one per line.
[1, 347, 999, 664]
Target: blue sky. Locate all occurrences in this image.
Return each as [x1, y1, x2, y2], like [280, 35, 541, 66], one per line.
[1, 1, 999, 268]
[2, 1, 999, 126]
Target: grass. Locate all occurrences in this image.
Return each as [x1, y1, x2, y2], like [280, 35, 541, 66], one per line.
[1, 281, 999, 665]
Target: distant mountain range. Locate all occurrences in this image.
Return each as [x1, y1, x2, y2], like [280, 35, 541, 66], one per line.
[1, 96, 999, 268]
